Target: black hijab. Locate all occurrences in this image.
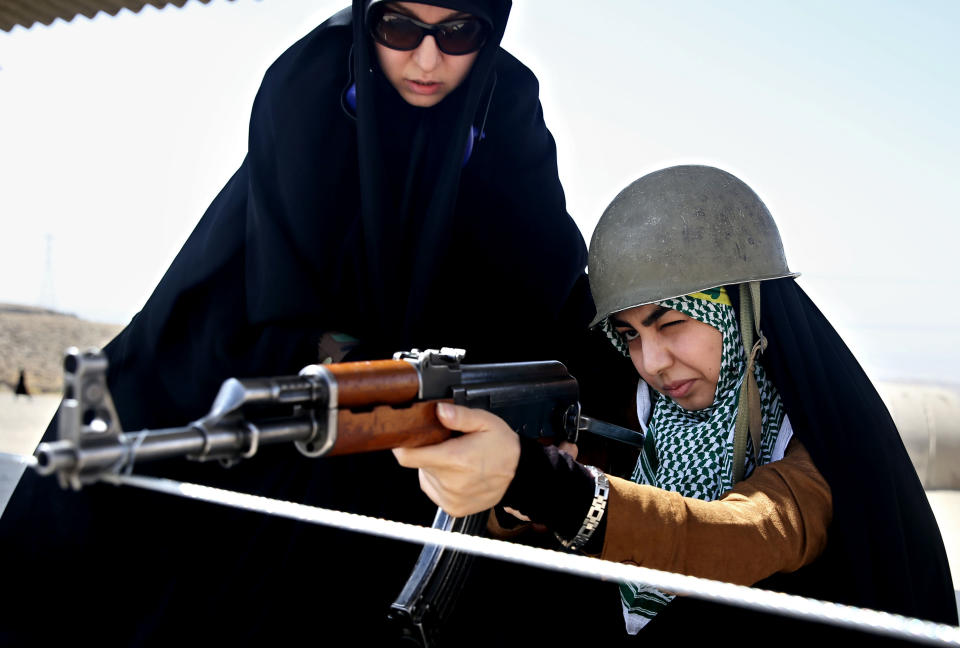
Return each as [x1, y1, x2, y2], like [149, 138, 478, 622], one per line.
[0, 2, 608, 645]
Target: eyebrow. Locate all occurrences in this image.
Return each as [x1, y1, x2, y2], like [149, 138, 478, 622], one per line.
[384, 4, 471, 21]
[610, 306, 670, 329]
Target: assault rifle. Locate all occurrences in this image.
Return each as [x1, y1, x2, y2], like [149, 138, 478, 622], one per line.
[33, 346, 642, 647]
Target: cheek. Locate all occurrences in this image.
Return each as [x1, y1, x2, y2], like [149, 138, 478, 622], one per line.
[446, 52, 478, 90]
[701, 331, 723, 385]
[375, 44, 406, 83]
[676, 322, 723, 386]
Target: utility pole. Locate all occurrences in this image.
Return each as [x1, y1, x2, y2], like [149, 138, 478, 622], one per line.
[39, 233, 56, 312]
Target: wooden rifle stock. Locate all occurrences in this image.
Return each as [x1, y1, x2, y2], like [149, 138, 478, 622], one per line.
[331, 400, 454, 456]
[319, 358, 453, 456]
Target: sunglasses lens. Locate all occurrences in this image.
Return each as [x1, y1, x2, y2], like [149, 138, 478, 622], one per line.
[374, 14, 424, 50]
[371, 10, 489, 55]
[436, 20, 487, 55]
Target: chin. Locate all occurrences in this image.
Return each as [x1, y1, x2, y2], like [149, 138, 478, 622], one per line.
[676, 395, 714, 411]
[402, 91, 445, 108]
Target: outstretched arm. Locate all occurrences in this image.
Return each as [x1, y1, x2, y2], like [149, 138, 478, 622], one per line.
[601, 440, 832, 584]
[394, 403, 832, 587]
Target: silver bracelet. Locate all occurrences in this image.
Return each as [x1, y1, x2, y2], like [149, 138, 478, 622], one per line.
[555, 465, 609, 551]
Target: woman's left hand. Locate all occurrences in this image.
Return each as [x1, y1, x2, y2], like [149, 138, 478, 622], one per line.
[392, 402, 520, 517]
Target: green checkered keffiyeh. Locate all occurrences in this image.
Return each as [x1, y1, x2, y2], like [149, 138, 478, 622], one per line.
[601, 289, 785, 632]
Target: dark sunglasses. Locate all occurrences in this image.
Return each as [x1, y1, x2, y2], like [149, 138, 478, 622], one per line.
[369, 8, 489, 56]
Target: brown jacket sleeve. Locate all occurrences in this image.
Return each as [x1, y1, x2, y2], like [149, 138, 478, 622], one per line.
[600, 439, 832, 585]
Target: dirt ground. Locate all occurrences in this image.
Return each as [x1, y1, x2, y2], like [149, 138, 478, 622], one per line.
[0, 393, 60, 514]
[0, 304, 122, 395]
[0, 392, 60, 455]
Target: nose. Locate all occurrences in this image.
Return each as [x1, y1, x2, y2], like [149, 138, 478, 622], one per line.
[412, 35, 442, 72]
[636, 337, 672, 378]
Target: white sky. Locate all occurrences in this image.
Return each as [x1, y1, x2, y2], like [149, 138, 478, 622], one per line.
[0, 0, 957, 383]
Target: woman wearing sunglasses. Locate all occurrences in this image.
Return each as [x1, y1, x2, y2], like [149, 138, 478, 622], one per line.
[395, 166, 958, 642]
[2, 1, 623, 645]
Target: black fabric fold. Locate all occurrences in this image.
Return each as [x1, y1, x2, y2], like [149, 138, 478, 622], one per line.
[751, 278, 957, 625]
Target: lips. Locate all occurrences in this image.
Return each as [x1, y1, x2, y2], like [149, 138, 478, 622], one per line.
[662, 379, 695, 400]
[405, 79, 442, 95]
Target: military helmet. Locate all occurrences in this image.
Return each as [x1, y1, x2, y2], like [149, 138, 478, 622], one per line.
[588, 165, 797, 327]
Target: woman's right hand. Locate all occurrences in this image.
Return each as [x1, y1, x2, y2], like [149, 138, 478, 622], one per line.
[392, 403, 521, 517]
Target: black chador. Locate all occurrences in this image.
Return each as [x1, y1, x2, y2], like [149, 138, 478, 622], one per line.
[0, 2, 635, 645]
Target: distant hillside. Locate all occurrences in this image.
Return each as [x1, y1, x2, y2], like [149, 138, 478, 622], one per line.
[0, 304, 124, 394]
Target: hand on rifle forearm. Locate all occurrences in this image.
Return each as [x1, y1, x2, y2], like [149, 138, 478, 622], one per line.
[392, 403, 520, 517]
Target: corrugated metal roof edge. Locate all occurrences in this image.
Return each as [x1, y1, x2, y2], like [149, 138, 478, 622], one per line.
[0, 0, 234, 33]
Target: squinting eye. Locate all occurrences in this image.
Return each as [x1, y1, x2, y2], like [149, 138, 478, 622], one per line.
[660, 320, 683, 330]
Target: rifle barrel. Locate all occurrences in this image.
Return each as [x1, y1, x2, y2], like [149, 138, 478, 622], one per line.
[34, 415, 317, 478]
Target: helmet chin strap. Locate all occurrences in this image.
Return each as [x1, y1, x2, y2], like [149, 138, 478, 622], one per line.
[733, 281, 766, 483]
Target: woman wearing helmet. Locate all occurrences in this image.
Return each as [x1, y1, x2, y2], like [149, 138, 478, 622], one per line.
[396, 165, 957, 640]
[2, 2, 604, 644]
